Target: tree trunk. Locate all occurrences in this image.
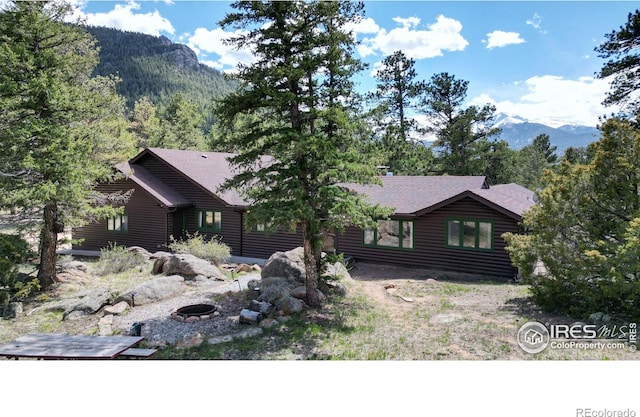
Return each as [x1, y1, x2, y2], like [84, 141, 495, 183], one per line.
[37, 202, 58, 290]
[302, 222, 321, 308]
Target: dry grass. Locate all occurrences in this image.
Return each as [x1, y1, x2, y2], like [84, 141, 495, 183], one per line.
[2, 260, 638, 360]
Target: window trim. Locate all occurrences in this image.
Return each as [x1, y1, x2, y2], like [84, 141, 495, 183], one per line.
[107, 214, 128, 233]
[363, 218, 415, 251]
[445, 218, 494, 251]
[196, 209, 222, 232]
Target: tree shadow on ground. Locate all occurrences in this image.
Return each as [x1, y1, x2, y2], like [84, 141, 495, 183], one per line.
[500, 294, 580, 326]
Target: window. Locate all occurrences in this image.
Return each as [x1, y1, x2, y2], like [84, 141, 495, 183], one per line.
[363, 219, 414, 250]
[197, 210, 222, 232]
[107, 214, 128, 233]
[446, 219, 493, 251]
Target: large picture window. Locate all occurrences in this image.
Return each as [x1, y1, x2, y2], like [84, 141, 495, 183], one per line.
[107, 214, 128, 233]
[364, 219, 414, 250]
[446, 219, 493, 250]
[197, 210, 222, 232]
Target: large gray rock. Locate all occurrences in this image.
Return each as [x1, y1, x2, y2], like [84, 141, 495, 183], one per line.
[255, 276, 305, 315]
[321, 262, 351, 281]
[3, 302, 23, 319]
[162, 254, 225, 280]
[115, 275, 186, 306]
[261, 247, 306, 283]
[290, 286, 325, 302]
[46, 289, 112, 320]
[127, 246, 152, 260]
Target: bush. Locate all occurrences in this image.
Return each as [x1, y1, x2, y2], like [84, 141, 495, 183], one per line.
[167, 232, 231, 265]
[96, 243, 146, 276]
[0, 233, 35, 263]
[0, 234, 39, 305]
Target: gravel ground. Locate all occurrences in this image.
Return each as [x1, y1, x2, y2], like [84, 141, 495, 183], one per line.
[112, 273, 261, 347]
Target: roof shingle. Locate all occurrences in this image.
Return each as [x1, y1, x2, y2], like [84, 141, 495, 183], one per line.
[128, 148, 536, 219]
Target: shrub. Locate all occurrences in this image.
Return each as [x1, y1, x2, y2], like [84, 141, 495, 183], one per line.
[96, 243, 146, 276]
[167, 232, 231, 265]
[0, 234, 39, 305]
[0, 233, 35, 263]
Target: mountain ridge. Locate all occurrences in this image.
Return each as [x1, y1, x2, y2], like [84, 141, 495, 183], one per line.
[492, 113, 601, 155]
[84, 26, 237, 122]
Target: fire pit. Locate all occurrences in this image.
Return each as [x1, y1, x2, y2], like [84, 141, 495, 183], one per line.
[171, 304, 218, 322]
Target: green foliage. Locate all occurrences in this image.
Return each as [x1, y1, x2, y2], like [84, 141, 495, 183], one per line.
[85, 26, 236, 130]
[214, 1, 393, 306]
[367, 50, 434, 175]
[595, 9, 640, 115]
[0, 233, 35, 264]
[0, 1, 137, 287]
[167, 232, 231, 265]
[0, 234, 39, 304]
[504, 116, 640, 320]
[512, 134, 559, 190]
[422, 72, 502, 177]
[96, 243, 146, 276]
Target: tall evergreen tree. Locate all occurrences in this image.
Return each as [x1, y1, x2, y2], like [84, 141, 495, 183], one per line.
[368, 50, 433, 175]
[596, 9, 640, 116]
[0, 0, 135, 288]
[513, 134, 558, 190]
[215, 1, 390, 307]
[156, 93, 207, 150]
[421, 72, 500, 176]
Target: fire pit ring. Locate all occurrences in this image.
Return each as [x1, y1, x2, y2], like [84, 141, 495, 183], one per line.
[171, 304, 218, 322]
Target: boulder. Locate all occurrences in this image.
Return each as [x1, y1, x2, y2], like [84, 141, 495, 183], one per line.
[236, 263, 253, 273]
[290, 286, 325, 302]
[46, 289, 112, 320]
[115, 275, 186, 306]
[3, 302, 23, 319]
[56, 260, 89, 283]
[127, 246, 152, 260]
[277, 295, 304, 315]
[261, 247, 306, 283]
[321, 261, 351, 281]
[103, 301, 130, 315]
[151, 255, 171, 275]
[161, 254, 225, 280]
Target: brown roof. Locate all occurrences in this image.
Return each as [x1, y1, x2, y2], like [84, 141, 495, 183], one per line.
[116, 161, 191, 208]
[126, 148, 536, 218]
[348, 175, 489, 215]
[470, 183, 537, 218]
[141, 148, 249, 206]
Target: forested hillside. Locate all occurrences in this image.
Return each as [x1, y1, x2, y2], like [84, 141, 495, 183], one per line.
[85, 26, 236, 119]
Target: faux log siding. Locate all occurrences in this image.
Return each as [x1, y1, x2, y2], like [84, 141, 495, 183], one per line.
[136, 154, 242, 254]
[72, 180, 168, 252]
[241, 226, 304, 259]
[336, 197, 520, 277]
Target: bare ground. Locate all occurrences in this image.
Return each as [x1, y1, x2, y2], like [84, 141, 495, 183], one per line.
[2, 261, 638, 360]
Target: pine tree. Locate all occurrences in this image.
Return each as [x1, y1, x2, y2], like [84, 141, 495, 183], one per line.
[215, 1, 391, 307]
[0, 1, 135, 288]
[422, 72, 500, 176]
[367, 50, 433, 175]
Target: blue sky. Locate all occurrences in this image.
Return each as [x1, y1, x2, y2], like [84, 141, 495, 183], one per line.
[71, 1, 637, 127]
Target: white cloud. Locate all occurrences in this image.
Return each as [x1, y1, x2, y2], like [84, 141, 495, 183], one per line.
[485, 31, 525, 49]
[526, 13, 547, 34]
[79, 1, 174, 36]
[469, 75, 616, 127]
[187, 27, 257, 73]
[358, 15, 468, 59]
[392, 16, 420, 29]
[344, 17, 380, 35]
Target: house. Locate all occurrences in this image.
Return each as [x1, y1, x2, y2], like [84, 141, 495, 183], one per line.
[72, 148, 537, 277]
